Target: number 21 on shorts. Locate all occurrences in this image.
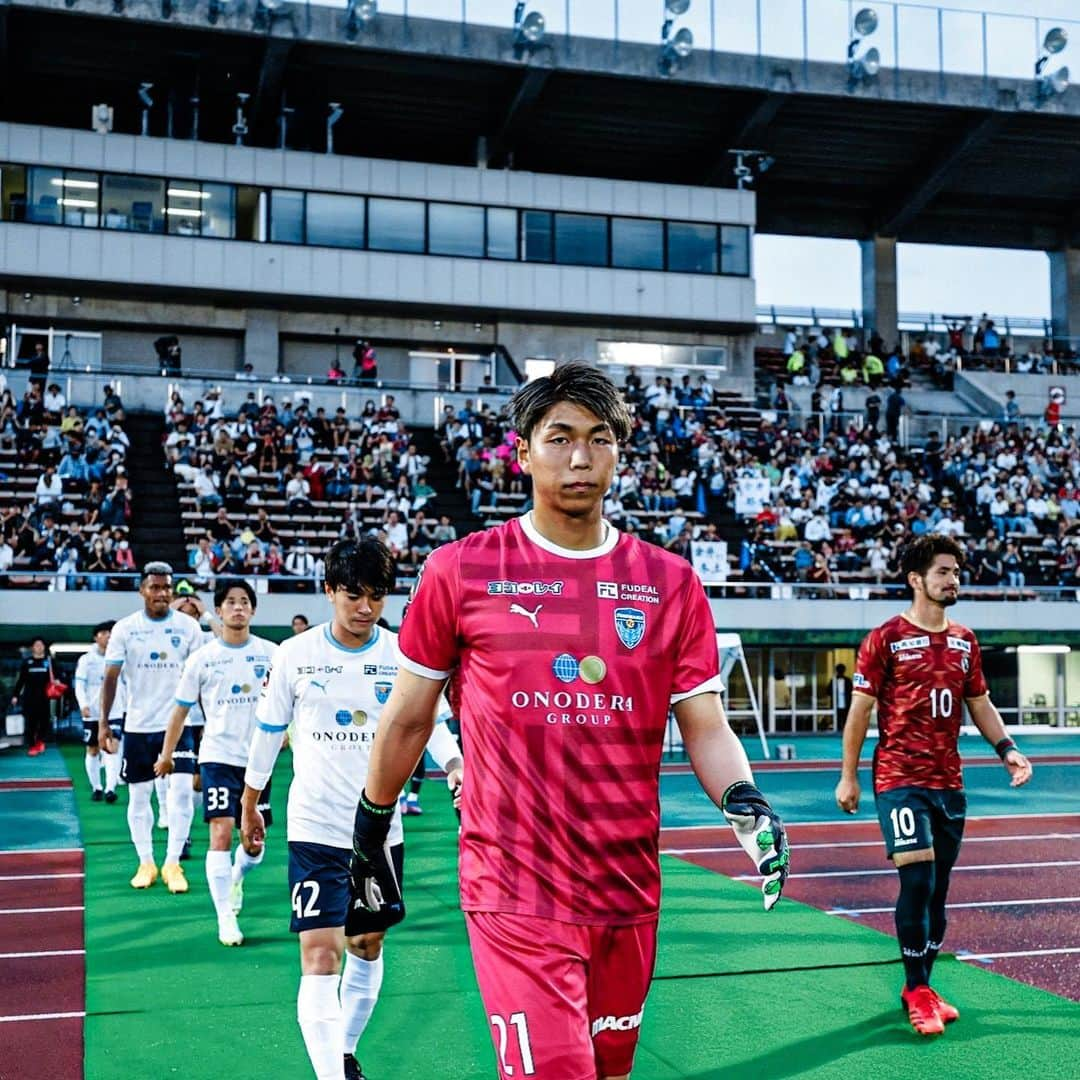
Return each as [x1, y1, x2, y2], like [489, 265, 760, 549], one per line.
[490, 1011, 535, 1076]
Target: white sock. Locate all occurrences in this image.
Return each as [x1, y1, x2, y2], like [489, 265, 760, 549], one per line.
[115, 737, 126, 784]
[165, 776, 194, 864]
[340, 952, 384, 1054]
[205, 850, 233, 918]
[103, 750, 121, 793]
[85, 753, 102, 792]
[154, 775, 169, 818]
[297, 974, 344, 1080]
[126, 781, 155, 863]
[232, 845, 263, 883]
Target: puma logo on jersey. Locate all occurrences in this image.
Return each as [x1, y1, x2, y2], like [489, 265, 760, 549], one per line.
[509, 603, 542, 629]
[309, 680, 328, 693]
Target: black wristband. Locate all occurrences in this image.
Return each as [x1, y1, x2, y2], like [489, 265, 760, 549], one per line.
[722, 780, 765, 810]
[994, 737, 1018, 760]
[358, 790, 397, 818]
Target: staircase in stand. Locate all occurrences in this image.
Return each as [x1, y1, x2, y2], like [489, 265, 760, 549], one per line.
[123, 411, 188, 572]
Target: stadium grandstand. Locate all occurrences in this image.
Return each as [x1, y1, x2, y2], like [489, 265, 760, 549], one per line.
[1, 1, 1078, 1078]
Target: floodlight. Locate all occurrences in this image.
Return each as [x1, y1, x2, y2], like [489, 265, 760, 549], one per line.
[91, 103, 114, 134]
[1044, 27, 1068, 56]
[1038, 64, 1070, 99]
[847, 8, 880, 84]
[853, 8, 878, 37]
[665, 0, 691, 15]
[346, 0, 376, 38]
[513, 3, 546, 53]
[659, 19, 693, 75]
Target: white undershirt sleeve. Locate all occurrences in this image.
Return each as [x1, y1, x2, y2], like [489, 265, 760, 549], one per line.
[426, 720, 463, 772]
[244, 726, 285, 792]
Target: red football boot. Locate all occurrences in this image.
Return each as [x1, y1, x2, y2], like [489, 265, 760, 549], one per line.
[901, 985, 945, 1035]
[927, 987, 959, 1023]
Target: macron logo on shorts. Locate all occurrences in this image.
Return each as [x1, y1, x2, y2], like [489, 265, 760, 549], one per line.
[591, 1009, 644, 1038]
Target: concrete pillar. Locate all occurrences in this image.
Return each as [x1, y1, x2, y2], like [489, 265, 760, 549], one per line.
[859, 235, 898, 347]
[244, 308, 281, 374]
[1049, 247, 1080, 343]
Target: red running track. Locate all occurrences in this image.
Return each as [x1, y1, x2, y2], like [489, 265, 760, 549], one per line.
[0, 849, 85, 1080]
[662, 814, 1080, 1001]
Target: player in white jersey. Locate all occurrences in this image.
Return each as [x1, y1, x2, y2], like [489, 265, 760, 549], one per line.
[75, 621, 121, 803]
[100, 562, 205, 893]
[156, 578, 277, 946]
[169, 581, 220, 853]
[240, 540, 463, 1080]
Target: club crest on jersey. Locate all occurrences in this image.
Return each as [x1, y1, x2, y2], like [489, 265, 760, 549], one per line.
[946, 636, 971, 654]
[253, 665, 266, 680]
[890, 635, 930, 653]
[374, 681, 392, 704]
[614, 608, 646, 650]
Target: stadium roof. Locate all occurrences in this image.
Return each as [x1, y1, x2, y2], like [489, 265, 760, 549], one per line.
[5, 1, 1080, 250]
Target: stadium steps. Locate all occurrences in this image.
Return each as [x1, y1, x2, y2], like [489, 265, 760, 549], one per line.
[123, 411, 189, 572]
[408, 427, 488, 537]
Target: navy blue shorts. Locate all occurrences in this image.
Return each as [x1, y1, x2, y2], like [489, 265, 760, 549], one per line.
[82, 720, 122, 750]
[287, 840, 404, 935]
[875, 786, 966, 859]
[200, 762, 273, 827]
[121, 729, 195, 785]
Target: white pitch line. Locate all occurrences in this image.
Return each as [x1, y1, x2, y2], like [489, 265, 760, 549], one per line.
[828, 895, 1080, 915]
[661, 812, 1080, 832]
[735, 859, 1080, 881]
[663, 832, 1080, 855]
[0, 905, 85, 915]
[0, 848, 82, 856]
[0, 873, 84, 882]
[0, 1011, 85, 1024]
[0, 948, 85, 959]
[959, 947, 1080, 962]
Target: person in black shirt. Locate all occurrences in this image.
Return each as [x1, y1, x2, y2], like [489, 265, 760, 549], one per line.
[11, 636, 53, 755]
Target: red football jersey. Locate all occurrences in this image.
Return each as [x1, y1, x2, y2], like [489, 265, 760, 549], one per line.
[853, 614, 989, 794]
[398, 514, 723, 925]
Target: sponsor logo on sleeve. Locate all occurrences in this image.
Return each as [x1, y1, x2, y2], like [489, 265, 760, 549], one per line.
[614, 607, 646, 649]
[853, 672, 870, 690]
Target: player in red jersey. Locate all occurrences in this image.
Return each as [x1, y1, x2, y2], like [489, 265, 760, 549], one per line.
[835, 535, 1032, 1036]
[348, 362, 789, 1080]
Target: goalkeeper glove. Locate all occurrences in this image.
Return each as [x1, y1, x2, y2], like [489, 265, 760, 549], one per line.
[722, 780, 790, 911]
[347, 790, 406, 934]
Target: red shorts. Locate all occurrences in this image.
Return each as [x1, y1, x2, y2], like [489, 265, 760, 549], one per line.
[466, 911, 658, 1079]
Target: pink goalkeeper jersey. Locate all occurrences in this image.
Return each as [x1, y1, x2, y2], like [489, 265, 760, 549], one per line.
[397, 514, 723, 925]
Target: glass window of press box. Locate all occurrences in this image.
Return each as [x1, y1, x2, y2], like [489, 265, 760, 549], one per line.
[1, 163, 750, 277]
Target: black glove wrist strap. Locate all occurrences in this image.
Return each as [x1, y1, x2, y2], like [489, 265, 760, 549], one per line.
[722, 780, 764, 810]
[359, 790, 397, 818]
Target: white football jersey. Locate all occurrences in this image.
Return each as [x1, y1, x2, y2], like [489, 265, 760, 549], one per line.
[74, 648, 107, 722]
[256, 622, 450, 848]
[182, 628, 216, 729]
[175, 635, 278, 768]
[104, 609, 204, 734]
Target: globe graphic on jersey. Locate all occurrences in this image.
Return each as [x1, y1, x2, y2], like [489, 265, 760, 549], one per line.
[553, 653, 579, 683]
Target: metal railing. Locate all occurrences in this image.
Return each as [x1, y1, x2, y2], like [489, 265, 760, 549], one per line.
[755, 305, 1055, 339]
[318, 1, 1080, 85]
[3, 571, 1076, 601]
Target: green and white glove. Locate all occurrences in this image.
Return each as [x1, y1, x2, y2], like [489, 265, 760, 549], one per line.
[722, 780, 790, 911]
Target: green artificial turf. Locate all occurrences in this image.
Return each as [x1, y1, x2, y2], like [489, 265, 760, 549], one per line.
[61, 745, 1077, 1080]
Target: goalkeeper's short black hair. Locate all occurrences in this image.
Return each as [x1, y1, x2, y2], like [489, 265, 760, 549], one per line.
[324, 538, 396, 599]
[508, 361, 632, 445]
[93, 620, 115, 636]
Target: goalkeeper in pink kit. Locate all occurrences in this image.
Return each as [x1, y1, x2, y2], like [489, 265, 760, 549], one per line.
[350, 362, 789, 1079]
